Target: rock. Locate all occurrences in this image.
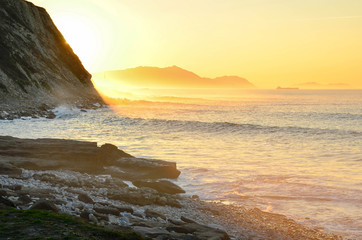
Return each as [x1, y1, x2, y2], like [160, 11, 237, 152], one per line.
[0, 196, 16, 208]
[89, 214, 98, 224]
[30, 200, 59, 212]
[168, 219, 185, 226]
[80, 210, 90, 219]
[116, 206, 134, 214]
[181, 223, 230, 240]
[46, 112, 56, 119]
[181, 216, 197, 224]
[166, 198, 183, 208]
[94, 206, 120, 216]
[98, 143, 133, 165]
[0, 137, 181, 180]
[112, 157, 181, 180]
[8, 185, 22, 191]
[132, 180, 186, 195]
[195, 227, 230, 240]
[0, 189, 7, 197]
[18, 195, 32, 204]
[166, 225, 197, 234]
[192, 195, 200, 200]
[145, 209, 166, 220]
[133, 226, 170, 238]
[78, 193, 94, 204]
[0, 0, 104, 117]
[38, 104, 49, 112]
[93, 212, 109, 222]
[0, 162, 22, 176]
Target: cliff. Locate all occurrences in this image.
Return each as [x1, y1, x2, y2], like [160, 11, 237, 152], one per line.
[93, 66, 255, 89]
[0, 0, 103, 119]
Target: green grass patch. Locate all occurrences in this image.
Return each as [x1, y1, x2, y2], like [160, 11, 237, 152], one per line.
[0, 209, 143, 240]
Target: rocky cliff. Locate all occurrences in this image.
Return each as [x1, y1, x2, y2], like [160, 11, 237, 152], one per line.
[0, 0, 103, 119]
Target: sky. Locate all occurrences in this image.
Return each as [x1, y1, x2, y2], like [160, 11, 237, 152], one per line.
[28, 0, 362, 89]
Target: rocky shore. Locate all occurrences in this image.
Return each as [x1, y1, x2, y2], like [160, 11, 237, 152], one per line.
[0, 136, 347, 239]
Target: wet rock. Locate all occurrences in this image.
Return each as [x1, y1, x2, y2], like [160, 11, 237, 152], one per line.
[132, 180, 185, 195]
[98, 143, 133, 165]
[145, 209, 166, 220]
[78, 193, 94, 204]
[112, 157, 181, 180]
[0, 136, 181, 181]
[46, 112, 56, 119]
[30, 200, 59, 212]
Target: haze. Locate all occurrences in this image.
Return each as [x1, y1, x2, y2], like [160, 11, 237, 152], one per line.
[28, 0, 362, 89]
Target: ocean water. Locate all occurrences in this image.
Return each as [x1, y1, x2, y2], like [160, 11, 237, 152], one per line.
[1, 89, 361, 238]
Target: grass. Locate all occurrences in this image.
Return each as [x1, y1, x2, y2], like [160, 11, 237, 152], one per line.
[0, 209, 144, 240]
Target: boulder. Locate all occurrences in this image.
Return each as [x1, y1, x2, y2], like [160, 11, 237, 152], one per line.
[18, 195, 32, 204]
[80, 210, 90, 220]
[77, 193, 94, 204]
[112, 157, 181, 180]
[30, 200, 59, 212]
[145, 209, 166, 220]
[94, 206, 120, 216]
[116, 206, 134, 214]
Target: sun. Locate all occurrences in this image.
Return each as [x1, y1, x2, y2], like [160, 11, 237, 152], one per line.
[54, 14, 101, 70]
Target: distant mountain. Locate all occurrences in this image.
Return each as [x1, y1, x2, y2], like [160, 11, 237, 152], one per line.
[93, 66, 255, 89]
[0, 0, 103, 119]
[295, 82, 351, 89]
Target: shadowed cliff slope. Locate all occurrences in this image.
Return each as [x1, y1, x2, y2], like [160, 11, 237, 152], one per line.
[0, 0, 103, 118]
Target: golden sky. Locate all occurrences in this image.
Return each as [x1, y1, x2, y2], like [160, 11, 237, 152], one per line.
[28, 0, 362, 89]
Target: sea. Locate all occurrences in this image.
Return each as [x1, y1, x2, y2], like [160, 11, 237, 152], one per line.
[1, 89, 361, 239]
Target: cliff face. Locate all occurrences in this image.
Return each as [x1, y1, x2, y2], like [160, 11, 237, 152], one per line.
[0, 0, 103, 118]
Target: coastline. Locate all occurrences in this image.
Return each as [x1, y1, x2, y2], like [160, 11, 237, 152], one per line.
[0, 136, 347, 239]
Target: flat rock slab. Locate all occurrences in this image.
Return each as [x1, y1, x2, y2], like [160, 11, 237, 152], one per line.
[0, 136, 180, 180]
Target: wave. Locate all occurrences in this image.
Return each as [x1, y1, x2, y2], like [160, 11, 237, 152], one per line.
[109, 116, 362, 137]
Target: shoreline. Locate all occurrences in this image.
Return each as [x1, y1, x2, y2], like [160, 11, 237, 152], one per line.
[0, 136, 348, 239]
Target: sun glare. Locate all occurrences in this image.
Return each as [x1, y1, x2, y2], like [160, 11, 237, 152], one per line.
[54, 15, 101, 70]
